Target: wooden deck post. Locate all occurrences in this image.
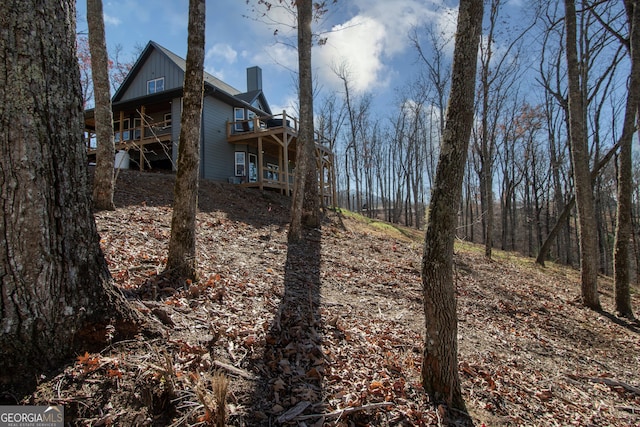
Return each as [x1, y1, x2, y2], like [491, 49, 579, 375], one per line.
[258, 135, 264, 190]
[278, 146, 284, 194]
[138, 105, 145, 171]
[119, 111, 124, 146]
[282, 110, 290, 195]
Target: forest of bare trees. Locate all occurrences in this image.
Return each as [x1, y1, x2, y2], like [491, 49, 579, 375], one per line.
[322, 0, 640, 291]
[2, 0, 639, 423]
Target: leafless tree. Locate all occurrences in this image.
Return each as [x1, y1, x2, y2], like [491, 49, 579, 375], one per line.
[421, 0, 483, 413]
[612, 0, 638, 317]
[589, 0, 640, 317]
[166, 0, 206, 280]
[87, 0, 116, 210]
[475, 0, 538, 258]
[289, 0, 318, 241]
[565, 0, 601, 309]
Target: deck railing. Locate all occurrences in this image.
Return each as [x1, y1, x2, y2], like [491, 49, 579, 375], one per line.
[85, 117, 173, 153]
[226, 112, 298, 139]
[114, 117, 172, 144]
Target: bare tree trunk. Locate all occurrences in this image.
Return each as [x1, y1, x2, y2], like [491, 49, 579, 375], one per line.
[632, 200, 640, 285]
[344, 152, 351, 211]
[479, 70, 495, 258]
[564, 0, 601, 310]
[548, 102, 569, 263]
[525, 169, 535, 257]
[613, 0, 640, 318]
[166, 0, 205, 280]
[300, 0, 319, 230]
[289, 0, 315, 241]
[87, 0, 115, 210]
[596, 185, 611, 275]
[421, 0, 483, 413]
[536, 140, 621, 265]
[465, 176, 473, 240]
[0, 0, 142, 397]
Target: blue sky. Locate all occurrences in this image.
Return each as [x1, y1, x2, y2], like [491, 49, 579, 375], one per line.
[75, 0, 469, 116]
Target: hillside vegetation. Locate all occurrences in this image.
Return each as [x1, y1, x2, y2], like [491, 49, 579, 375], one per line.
[29, 170, 640, 426]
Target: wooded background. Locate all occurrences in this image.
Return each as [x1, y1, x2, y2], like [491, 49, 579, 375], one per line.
[310, 1, 640, 285]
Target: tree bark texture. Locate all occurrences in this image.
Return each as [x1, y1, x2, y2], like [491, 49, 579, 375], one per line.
[613, 0, 640, 318]
[87, 0, 116, 211]
[0, 0, 141, 397]
[300, 0, 319, 229]
[421, 0, 483, 411]
[166, 0, 205, 281]
[289, 0, 314, 241]
[564, 0, 601, 310]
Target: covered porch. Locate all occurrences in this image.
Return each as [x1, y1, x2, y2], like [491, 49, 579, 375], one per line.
[226, 112, 335, 206]
[84, 95, 177, 171]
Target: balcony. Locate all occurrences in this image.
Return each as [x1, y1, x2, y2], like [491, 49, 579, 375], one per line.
[85, 103, 174, 171]
[226, 112, 334, 206]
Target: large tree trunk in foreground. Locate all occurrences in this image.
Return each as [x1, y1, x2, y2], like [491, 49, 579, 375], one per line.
[421, 0, 483, 413]
[0, 0, 141, 397]
[564, 0, 601, 310]
[87, 0, 116, 211]
[289, 0, 316, 241]
[166, 0, 206, 281]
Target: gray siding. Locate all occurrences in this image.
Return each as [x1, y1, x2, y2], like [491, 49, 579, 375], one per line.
[120, 50, 184, 102]
[201, 96, 236, 181]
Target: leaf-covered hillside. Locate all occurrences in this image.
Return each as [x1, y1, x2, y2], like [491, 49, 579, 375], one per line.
[29, 169, 640, 426]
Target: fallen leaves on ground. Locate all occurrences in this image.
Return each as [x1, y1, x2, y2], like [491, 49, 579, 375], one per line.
[27, 170, 640, 426]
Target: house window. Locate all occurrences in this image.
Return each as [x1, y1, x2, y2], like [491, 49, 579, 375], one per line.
[248, 153, 257, 182]
[267, 163, 279, 181]
[235, 152, 246, 177]
[147, 77, 165, 94]
[234, 108, 245, 132]
[133, 118, 142, 139]
[114, 118, 130, 142]
[247, 110, 256, 130]
[164, 113, 172, 128]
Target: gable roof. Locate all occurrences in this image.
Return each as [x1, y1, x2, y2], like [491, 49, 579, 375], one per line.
[235, 89, 272, 115]
[235, 89, 261, 105]
[112, 40, 271, 115]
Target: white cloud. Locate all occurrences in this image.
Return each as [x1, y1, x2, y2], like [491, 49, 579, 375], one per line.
[434, 7, 459, 47]
[205, 66, 226, 82]
[312, 0, 447, 94]
[315, 15, 387, 94]
[206, 43, 238, 64]
[351, 0, 440, 55]
[270, 94, 299, 116]
[103, 13, 121, 26]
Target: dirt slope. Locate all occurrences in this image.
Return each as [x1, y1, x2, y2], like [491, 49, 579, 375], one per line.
[27, 169, 640, 426]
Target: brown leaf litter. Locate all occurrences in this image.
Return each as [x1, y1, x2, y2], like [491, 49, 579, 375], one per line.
[23, 169, 640, 426]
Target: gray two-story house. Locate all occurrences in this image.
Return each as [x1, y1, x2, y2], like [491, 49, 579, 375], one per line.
[84, 40, 334, 203]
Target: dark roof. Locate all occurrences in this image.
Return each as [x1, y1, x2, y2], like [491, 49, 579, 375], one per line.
[111, 40, 270, 115]
[235, 90, 262, 104]
[235, 90, 272, 115]
[152, 42, 241, 96]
